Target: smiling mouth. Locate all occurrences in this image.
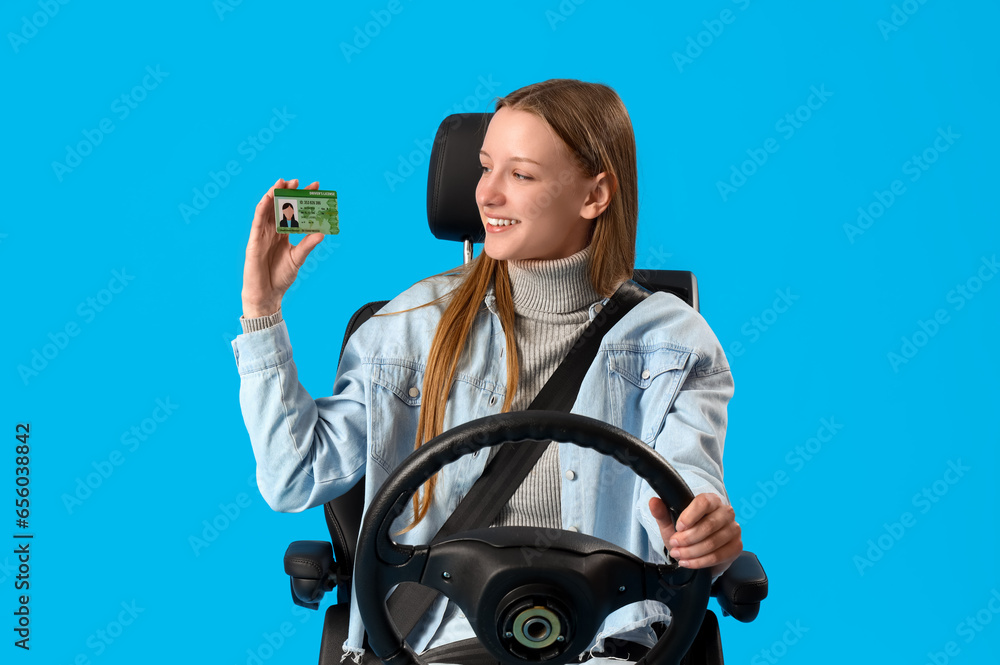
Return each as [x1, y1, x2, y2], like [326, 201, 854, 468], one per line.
[486, 216, 522, 227]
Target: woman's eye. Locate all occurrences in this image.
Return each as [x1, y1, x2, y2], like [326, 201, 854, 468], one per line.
[479, 166, 532, 181]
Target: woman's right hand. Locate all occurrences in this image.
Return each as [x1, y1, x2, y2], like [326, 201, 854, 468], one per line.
[241, 178, 326, 318]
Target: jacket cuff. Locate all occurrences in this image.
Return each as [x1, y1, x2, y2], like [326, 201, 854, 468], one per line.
[240, 308, 283, 333]
[231, 318, 292, 375]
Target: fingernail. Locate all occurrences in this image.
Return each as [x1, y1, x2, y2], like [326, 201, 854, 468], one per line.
[676, 521, 686, 531]
[669, 538, 679, 548]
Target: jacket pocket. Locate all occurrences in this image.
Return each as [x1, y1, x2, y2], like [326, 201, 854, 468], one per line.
[370, 361, 425, 474]
[608, 347, 691, 444]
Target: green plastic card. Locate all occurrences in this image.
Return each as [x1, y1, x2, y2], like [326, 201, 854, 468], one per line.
[273, 189, 339, 234]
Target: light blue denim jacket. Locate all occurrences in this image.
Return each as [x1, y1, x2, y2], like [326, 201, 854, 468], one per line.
[231, 272, 734, 662]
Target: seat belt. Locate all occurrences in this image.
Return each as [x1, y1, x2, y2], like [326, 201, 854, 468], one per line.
[384, 279, 651, 648]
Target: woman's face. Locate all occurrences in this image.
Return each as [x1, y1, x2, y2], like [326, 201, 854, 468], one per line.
[283, 206, 293, 220]
[476, 106, 614, 262]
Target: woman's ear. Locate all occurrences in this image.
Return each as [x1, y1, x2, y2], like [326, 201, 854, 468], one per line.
[580, 171, 617, 220]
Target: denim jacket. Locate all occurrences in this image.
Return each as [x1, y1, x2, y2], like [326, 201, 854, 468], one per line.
[230, 272, 734, 661]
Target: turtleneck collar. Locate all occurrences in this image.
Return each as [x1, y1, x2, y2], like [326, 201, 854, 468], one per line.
[506, 244, 603, 315]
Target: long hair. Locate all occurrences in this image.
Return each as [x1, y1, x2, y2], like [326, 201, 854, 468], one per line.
[281, 202, 298, 226]
[399, 79, 638, 531]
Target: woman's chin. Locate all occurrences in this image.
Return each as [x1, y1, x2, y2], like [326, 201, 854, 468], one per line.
[482, 238, 512, 262]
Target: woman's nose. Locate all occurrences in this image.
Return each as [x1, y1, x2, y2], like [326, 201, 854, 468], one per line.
[476, 174, 504, 209]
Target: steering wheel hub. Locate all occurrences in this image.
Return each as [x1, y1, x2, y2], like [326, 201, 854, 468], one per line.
[498, 589, 571, 660]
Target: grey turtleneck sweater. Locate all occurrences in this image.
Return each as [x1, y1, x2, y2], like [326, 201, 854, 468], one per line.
[239, 245, 602, 526]
[488, 244, 602, 528]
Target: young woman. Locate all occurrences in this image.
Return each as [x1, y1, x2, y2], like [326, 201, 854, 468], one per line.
[234, 79, 741, 664]
[278, 201, 299, 228]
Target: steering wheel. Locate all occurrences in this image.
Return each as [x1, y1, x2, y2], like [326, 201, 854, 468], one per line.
[355, 410, 712, 665]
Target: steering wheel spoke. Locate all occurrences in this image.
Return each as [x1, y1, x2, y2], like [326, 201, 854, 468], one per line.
[388, 544, 430, 584]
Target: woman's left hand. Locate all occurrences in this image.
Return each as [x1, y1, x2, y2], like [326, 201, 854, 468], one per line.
[649, 493, 742, 578]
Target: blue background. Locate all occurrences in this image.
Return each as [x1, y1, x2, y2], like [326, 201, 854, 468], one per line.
[3, 1, 998, 663]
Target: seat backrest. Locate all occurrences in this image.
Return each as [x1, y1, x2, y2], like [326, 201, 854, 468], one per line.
[326, 300, 386, 603]
[324, 300, 386, 604]
[324, 112, 701, 602]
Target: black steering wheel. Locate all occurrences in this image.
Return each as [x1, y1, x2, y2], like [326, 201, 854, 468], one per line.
[355, 410, 712, 665]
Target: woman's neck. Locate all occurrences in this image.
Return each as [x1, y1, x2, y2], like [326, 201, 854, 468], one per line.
[506, 244, 601, 315]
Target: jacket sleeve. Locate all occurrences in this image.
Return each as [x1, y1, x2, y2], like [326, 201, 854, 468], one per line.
[231, 318, 368, 513]
[633, 324, 734, 571]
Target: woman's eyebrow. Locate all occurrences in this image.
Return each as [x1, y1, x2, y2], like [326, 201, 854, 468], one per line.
[479, 149, 542, 166]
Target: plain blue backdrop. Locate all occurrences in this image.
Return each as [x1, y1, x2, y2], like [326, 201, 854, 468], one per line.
[3, 1, 998, 663]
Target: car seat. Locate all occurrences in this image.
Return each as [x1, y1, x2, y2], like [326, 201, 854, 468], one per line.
[279, 113, 769, 664]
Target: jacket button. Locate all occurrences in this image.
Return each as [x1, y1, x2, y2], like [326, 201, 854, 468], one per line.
[565, 470, 576, 481]
[594, 303, 603, 314]
[408, 387, 420, 398]
[567, 526, 579, 533]
[641, 369, 651, 380]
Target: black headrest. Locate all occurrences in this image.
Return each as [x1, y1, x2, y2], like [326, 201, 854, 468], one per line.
[426, 113, 493, 242]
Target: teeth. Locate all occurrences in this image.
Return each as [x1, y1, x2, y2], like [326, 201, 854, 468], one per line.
[487, 217, 521, 227]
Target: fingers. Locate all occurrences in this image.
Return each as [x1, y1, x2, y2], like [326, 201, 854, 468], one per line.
[663, 494, 742, 569]
[255, 178, 311, 214]
[679, 539, 742, 570]
[675, 492, 721, 532]
[289, 232, 325, 268]
[649, 497, 676, 541]
[252, 178, 289, 234]
[252, 178, 312, 235]
[648, 496, 671, 523]
[671, 495, 732, 547]
[245, 178, 320, 314]
[669, 520, 742, 568]
[649, 497, 675, 529]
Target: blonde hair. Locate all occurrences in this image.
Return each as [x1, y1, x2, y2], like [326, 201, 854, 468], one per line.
[396, 79, 638, 531]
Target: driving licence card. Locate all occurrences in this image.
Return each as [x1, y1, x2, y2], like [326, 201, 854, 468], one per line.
[273, 189, 339, 234]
